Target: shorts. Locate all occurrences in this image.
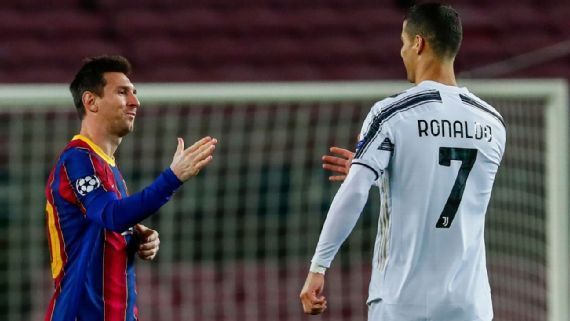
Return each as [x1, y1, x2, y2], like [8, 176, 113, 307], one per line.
[367, 299, 492, 321]
[367, 299, 428, 321]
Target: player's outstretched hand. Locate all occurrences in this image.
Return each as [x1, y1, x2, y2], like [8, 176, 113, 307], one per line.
[170, 136, 217, 182]
[135, 224, 159, 261]
[299, 272, 327, 315]
[322, 147, 354, 182]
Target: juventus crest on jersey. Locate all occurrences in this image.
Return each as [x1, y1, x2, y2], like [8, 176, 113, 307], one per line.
[312, 80, 506, 321]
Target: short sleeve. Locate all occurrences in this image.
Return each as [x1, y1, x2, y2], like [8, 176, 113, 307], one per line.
[61, 149, 116, 209]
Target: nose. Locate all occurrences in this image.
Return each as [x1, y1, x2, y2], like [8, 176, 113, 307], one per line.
[128, 92, 140, 108]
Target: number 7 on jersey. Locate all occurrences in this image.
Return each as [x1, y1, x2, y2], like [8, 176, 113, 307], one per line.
[436, 147, 478, 228]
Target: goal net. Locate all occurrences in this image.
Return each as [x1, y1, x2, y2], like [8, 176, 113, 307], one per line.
[0, 80, 566, 321]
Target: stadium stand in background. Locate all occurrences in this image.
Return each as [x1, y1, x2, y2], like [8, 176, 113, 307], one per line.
[0, 0, 569, 83]
[1, 1, 569, 321]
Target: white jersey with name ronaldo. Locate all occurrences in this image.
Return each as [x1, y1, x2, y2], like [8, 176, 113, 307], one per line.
[311, 80, 506, 321]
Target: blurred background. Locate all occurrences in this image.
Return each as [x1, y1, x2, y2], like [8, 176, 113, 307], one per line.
[0, 0, 569, 320]
[0, 0, 569, 82]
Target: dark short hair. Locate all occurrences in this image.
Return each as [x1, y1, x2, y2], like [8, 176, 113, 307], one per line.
[69, 55, 132, 119]
[405, 3, 462, 59]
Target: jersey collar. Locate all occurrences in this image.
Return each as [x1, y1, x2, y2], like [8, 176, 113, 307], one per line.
[72, 134, 116, 166]
[417, 80, 468, 94]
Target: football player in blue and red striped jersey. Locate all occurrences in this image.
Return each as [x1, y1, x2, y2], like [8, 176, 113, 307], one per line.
[44, 55, 217, 321]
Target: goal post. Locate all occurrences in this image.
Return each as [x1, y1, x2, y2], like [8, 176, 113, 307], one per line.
[0, 80, 567, 321]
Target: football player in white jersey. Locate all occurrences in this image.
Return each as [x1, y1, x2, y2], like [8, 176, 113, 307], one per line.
[300, 3, 506, 321]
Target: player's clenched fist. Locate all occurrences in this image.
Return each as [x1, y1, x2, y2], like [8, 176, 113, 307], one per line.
[299, 272, 328, 315]
[170, 136, 217, 182]
[135, 224, 160, 261]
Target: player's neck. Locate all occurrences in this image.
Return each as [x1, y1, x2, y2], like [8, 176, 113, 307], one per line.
[79, 121, 121, 158]
[414, 57, 457, 87]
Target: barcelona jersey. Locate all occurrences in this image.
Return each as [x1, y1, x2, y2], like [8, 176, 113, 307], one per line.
[45, 135, 140, 321]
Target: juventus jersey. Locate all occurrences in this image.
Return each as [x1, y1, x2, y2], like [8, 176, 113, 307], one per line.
[311, 81, 506, 321]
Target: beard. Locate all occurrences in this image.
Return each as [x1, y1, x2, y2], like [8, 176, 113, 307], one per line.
[112, 119, 134, 138]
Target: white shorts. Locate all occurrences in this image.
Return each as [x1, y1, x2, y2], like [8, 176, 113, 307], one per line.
[367, 299, 492, 321]
[367, 299, 428, 321]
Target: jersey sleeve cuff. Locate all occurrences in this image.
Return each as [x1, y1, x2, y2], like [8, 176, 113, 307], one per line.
[309, 261, 328, 275]
[162, 168, 183, 190]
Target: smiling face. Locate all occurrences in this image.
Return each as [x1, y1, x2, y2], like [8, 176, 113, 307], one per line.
[93, 72, 140, 137]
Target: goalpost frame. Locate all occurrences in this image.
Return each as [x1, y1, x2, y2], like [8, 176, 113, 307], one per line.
[0, 79, 567, 321]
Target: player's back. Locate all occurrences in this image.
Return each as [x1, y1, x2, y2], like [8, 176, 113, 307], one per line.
[366, 81, 506, 320]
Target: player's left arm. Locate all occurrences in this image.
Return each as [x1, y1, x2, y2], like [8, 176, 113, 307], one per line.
[302, 109, 393, 314]
[300, 271, 327, 315]
[317, 115, 393, 249]
[310, 164, 378, 267]
[135, 224, 160, 261]
[301, 164, 376, 315]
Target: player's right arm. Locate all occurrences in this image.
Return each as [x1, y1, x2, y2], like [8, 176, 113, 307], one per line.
[322, 147, 354, 182]
[63, 137, 217, 233]
[170, 137, 217, 181]
[322, 107, 381, 182]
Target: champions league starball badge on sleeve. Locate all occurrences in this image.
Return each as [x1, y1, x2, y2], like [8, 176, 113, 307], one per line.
[75, 175, 101, 196]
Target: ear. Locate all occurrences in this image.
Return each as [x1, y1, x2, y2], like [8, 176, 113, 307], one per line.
[82, 91, 98, 114]
[414, 35, 426, 55]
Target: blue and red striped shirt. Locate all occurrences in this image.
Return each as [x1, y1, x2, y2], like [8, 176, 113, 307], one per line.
[45, 135, 182, 321]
